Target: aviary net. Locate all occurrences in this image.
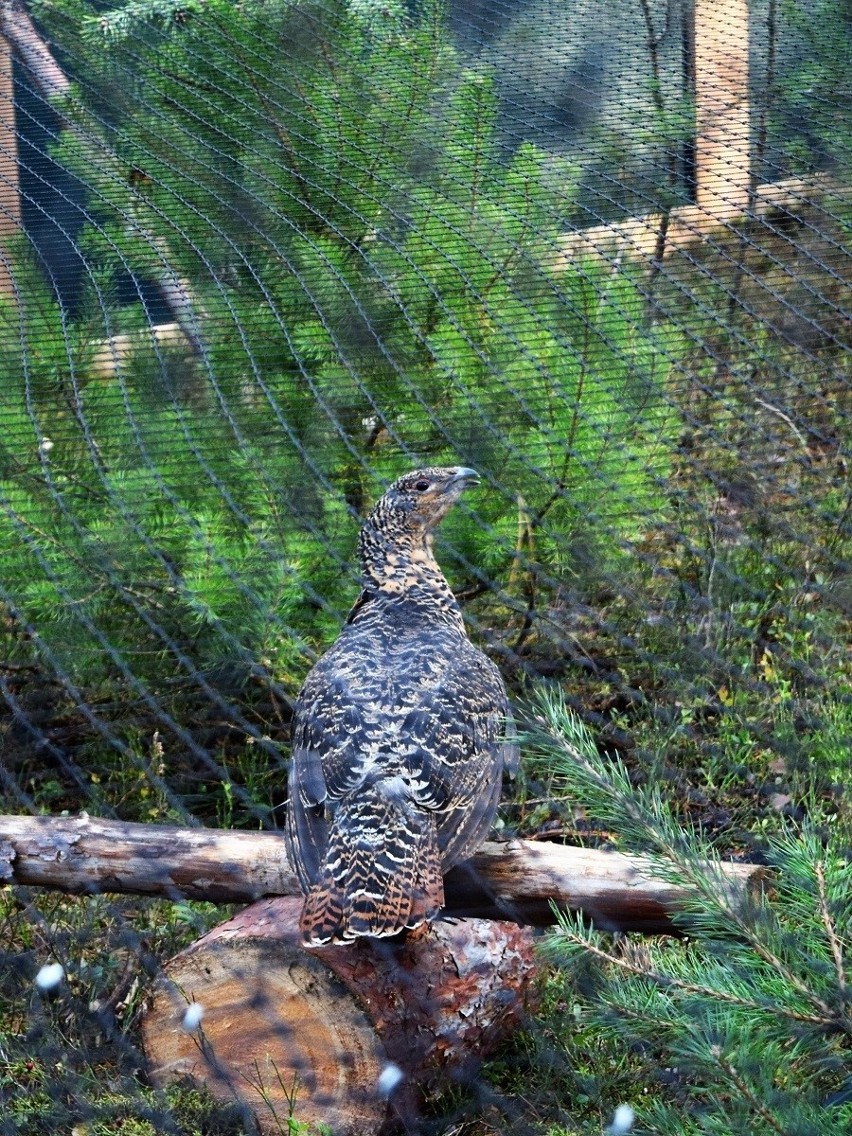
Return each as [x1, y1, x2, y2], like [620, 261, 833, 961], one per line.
[0, 0, 849, 1132]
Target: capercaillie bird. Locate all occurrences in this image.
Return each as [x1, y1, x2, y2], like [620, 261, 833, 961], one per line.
[286, 466, 518, 946]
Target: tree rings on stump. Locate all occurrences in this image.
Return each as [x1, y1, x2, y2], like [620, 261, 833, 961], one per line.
[141, 896, 538, 1134]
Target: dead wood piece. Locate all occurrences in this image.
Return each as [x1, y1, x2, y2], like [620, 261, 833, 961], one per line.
[0, 812, 299, 902]
[0, 812, 767, 933]
[0, 38, 19, 298]
[454, 839, 763, 932]
[141, 896, 538, 1135]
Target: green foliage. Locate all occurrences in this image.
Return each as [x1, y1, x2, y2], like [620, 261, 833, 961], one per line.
[2, 3, 848, 1133]
[1, 1, 679, 718]
[0, 273, 347, 690]
[0, 888, 248, 1135]
[770, 0, 852, 174]
[526, 691, 852, 1135]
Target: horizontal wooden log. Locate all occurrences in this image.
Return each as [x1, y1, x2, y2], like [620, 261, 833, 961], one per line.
[142, 896, 538, 1135]
[553, 175, 840, 268]
[446, 840, 765, 933]
[0, 812, 765, 933]
[0, 812, 300, 903]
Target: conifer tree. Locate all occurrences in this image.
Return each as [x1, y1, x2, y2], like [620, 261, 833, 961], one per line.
[3, 0, 679, 702]
[531, 690, 852, 1135]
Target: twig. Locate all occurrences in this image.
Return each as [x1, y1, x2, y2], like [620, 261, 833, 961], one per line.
[755, 398, 811, 453]
[717, 1055, 790, 1136]
[815, 860, 847, 994]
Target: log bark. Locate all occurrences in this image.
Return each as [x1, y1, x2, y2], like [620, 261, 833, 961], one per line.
[141, 896, 537, 1136]
[0, 812, 766, 933]
[88, 322, 191, 378]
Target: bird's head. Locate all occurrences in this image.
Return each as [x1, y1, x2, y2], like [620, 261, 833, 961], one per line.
[354, 465, 481, 599]
[357, 466, 480, 590]
[369, 466, 480, 536]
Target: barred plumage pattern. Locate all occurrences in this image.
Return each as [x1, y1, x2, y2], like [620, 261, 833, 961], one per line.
[286, 467, 518, 946]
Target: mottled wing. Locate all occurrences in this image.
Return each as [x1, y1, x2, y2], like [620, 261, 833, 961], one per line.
[400, 644, 512, 869]
[285, 659, 369, 892]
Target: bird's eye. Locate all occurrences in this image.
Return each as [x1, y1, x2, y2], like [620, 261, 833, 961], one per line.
[414, 479, 431, 492]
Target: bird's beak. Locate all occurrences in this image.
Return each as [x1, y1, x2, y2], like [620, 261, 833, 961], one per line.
[450, 467, 480, 489]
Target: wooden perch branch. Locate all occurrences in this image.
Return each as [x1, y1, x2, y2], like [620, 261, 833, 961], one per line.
[88, 322, 192, 378]
[0, 812, 301, 903]
[0, 812, 765, 933]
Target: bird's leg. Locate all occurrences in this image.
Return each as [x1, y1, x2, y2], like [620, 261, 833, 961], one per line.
[402, 921, 433, 944]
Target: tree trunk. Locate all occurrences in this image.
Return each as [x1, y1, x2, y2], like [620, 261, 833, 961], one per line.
[141, 896, 538, 1136]
[0, 812, 766, 933]
[0, 0, 70, 101]
[0, 3, 202, 348]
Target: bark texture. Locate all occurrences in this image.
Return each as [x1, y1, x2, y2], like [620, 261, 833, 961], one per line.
[141, 896, 538, 1135]
[0, 812, 766, 932]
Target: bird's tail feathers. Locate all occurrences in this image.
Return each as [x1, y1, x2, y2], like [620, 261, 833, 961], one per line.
[300, 788, 443, 947]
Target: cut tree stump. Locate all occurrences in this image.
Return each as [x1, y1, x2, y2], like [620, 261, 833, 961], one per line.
[141, 896, 538, 1135]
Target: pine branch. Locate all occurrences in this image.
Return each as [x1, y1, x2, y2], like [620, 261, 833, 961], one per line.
[714, 1055, 790, 1136]
[533, 690, 852, 1022]
[551, 916, 835, 1029]
[816, 859, 848, 996]
[533, 691, 852, 1033]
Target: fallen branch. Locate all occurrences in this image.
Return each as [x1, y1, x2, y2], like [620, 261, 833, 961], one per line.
[0, 812, 765, 933]
[88, 321, 191, 378]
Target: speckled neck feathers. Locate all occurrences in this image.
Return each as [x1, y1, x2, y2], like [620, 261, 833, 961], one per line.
[356, 504, 463, 625]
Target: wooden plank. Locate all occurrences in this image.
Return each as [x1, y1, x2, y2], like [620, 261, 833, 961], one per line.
[693, 0, 751, 215]
[553, 175, 837, 269]
[0, 36, 19, 298]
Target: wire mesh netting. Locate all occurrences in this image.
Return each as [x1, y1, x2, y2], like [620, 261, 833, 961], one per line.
[0, 0, 850, 1133]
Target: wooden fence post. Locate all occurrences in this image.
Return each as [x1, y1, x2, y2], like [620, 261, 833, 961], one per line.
[693, 0, 752, 217]
[0, 35, 20, 298]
